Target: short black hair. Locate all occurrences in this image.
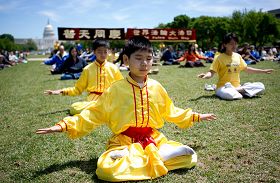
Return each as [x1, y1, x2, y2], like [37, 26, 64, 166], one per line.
[92, 38, 110, 50]
[123, 36, 153, 58]
[221, 33, 239, 53]
[222, 33, 238, 44]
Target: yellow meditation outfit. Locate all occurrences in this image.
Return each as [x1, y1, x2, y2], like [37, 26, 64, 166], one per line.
[57, 74, 200, 182]
[210, 52, 247, 89]
[62, 61, 123, 115]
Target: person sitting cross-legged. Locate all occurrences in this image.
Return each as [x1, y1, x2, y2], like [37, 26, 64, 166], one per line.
[37, 36, 216, 182]
[198, 33, 273, 100]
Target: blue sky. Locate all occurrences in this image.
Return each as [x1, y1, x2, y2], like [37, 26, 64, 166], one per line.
[0, 0, 279, 38]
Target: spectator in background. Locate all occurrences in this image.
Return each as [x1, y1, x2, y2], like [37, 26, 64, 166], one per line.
[80, 48, 96, 62]
[161, 45, 179, 65]
[249, 45, 261, 61]
[177, 44, 212, 67]
[19, 51, 28, 63]
[197, 48, 205, 57]
[0, 49, 15, 68]
[43, 45, 68, 74]
[204, 47, 218, 63]
[75, 42, 83, 55]
[59, 47, 88, 80]
[238, 43, 259, 64]
[8, 51, 19, 64]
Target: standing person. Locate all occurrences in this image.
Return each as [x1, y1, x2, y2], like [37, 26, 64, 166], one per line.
[37, 36, 216, 182]
[198, 33, 273, 100]
[44, 38, 123, 115]
[43, 45, 68, 74]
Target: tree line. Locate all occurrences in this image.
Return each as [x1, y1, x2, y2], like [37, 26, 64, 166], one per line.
[0, 34, 37, 51]
[157, 9, 280, 50]
[1, 9, 279, 52]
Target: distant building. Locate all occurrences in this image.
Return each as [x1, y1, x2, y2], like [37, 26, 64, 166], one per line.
[268, 8, 280, 19]
[15, 19, 57, 51]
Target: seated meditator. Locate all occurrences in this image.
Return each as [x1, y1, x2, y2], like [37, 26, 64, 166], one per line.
[237, 43, 259, 64]
[161, 45, 179, 65]
[198, 33, 274, 100]
[37, 36, 217, 182]
[80, 47, 96, 62]
[43, 45, 68, 74]
[59, 46, 88, 80]
[177, 44, 212, 67]
[44, 38, 123, 115]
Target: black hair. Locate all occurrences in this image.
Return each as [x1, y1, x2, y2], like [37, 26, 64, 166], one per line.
[92, 38, 110, 51]
[221, 33, 238, 53]
[123, 36, 153, 58]
[68, 46, 77, 58]
[187, 43, 195, 54]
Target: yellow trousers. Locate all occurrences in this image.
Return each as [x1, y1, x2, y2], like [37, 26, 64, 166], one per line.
[96, 129, 197, 182]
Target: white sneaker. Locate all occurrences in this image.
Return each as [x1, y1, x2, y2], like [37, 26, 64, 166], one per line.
[224, 82, 233, 88]
[205, 84, 215, 91]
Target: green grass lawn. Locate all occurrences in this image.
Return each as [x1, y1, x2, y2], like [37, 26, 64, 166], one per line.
[0, 61, 279, 182]
[27, 54, 50, 59]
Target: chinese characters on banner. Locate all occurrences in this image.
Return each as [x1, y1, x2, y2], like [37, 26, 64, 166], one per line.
[57, 27, 196, 42]
[58, 28, 125, 40]
[126, 28, 196, 42]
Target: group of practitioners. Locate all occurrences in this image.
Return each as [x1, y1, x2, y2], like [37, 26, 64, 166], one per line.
[160, 40, 279, 67]
[37, 33, 273, 182]
[0, 49, 28, 70]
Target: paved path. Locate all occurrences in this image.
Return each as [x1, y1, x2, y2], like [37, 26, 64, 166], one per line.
[27, 58, 48, 61]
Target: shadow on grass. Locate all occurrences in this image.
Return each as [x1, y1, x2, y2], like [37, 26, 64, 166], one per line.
[189, 94, 262, 102]
[38, 109, 70, 116]
[170, 166, 195, 175]
[32, 158, 196, 182]
[32, 158, 107, 182]
[189, 94, 217, 101]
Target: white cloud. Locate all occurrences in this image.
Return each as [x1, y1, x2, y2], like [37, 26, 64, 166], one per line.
[112, 14, 130, 22]
[38, 10, 60, 22]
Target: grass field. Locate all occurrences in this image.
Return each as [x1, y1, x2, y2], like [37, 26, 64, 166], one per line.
[0, 60, 279, 183]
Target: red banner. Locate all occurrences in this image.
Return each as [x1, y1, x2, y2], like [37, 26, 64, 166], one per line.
[126, 28, 196, 42]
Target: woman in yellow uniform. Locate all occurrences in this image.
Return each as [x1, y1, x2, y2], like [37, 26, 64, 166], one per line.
[198, 33, 273, 100]
[44, 38, 123, 115]
[37, 36, 216, 182]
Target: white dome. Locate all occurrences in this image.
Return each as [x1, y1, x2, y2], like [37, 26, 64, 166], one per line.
[43, 20, 55, 39]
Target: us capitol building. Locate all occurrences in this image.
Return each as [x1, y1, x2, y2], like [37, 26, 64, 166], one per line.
[15, 20, 57, 51]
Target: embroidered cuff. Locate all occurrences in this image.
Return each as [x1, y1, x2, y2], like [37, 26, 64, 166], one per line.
[56, 120, 68, 132]
[61, 90, 67, 96]
[192, 113, 201, 122]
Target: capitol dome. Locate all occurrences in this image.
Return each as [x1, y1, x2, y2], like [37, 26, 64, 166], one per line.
[43, 19, 55, 39]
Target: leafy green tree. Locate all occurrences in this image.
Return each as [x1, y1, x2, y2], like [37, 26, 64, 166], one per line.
[192, 16, 216, 50]
[242, 10, 262, 45]
[157, 15, 191, 29]
[257, 13, 280, 46]
[0, 34, 14, 42]
[230, 10, 245, 39]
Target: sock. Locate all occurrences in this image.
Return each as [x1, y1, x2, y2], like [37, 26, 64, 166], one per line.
[158, 144, 195, 162]
[109, 147, 129, 160]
